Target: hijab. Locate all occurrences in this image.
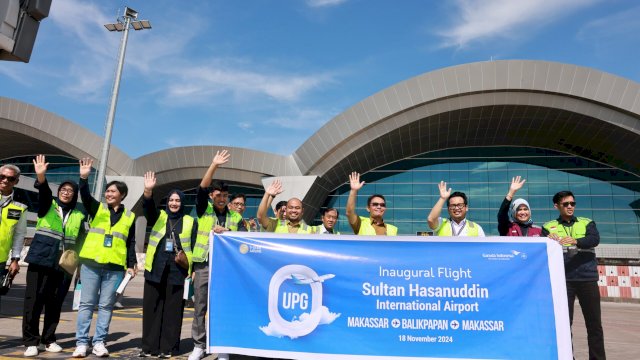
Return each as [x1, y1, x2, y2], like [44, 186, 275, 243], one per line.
[509, 198, 533, 225]
[166, 189, 185, 220]
[56, 180, 79, 215]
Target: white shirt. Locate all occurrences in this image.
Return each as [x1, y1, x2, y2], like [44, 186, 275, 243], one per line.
[435, 217, 485, 237]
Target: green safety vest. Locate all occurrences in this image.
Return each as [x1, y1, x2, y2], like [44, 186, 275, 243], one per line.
[357, 216, 398, 236]
[274, 219, 313, 234]
[543, 217, 595, 252]
[435, 218, 480, 237]
[79, 204, 135, 269]
[312, 225, 340, 235]
[192, 203, 243, 263]
[35, 200, 85, 250]
[0, 199, 27, 263]
[145, 211, 194, 273]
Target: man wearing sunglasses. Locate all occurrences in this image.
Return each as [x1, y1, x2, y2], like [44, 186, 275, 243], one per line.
[428, 181, 485, 237]
[346, 172, 397, 236]
[542, 191, 605, 360]
[0, 164, 28, 285]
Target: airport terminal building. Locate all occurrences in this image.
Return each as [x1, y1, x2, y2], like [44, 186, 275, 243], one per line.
[2, 60, 639, 299]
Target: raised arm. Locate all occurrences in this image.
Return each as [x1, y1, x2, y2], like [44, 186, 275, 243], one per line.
[257, 179, 282, 228]
[199, 150, 230, 189]
[346, 172, 364, 233]
[79, 158, 100, 217]
[498, 176, 526, 235]
[427, 181, 451, 230]
[142, 171, 160, 224]
[33, 155, 53, 218]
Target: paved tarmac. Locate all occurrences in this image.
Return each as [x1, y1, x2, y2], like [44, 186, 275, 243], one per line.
[1, 270, 639, 359]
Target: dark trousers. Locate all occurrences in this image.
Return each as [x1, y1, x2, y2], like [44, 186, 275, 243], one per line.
[22, 264, 72, 346]
[567, 281, 606, 360]
[142, 266, 184, 355]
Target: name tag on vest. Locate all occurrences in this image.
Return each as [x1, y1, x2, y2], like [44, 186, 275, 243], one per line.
[7, 209, 22, 220]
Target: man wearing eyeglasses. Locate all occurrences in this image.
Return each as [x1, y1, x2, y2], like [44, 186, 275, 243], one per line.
[0, 164, 28, 283]
[542, 191, 605, 360]
[427, 181, 485, 237]
[229, 193, 257, 231]
[346, 172, 397, 236]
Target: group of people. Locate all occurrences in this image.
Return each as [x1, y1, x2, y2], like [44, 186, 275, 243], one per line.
[0, 151, 604, 359]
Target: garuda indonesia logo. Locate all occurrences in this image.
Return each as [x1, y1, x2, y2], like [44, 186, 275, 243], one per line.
[260, 265, 340, 339]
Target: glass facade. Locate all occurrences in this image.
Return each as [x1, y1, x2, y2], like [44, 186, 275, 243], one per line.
[322, 147, 640, 244]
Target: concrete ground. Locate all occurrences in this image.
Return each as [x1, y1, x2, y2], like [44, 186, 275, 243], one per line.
[0, 270, 638, 359]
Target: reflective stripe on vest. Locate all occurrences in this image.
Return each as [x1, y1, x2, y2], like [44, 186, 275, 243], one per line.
[0, 201, 27, 263]
[436, 219, 480, 237]
[145, 211, 194, 273]
[79, 204, 135, 269]
[274, 219, 313, 234]
[543, 217, 595, 253]
[192, 204, 243, 263]
[35, 200, 85, 249]
[357, 216, 398, 236]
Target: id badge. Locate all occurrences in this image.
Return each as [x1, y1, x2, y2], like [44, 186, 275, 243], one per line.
[165, 240, 174, 252]
[104, 234, 113, 248]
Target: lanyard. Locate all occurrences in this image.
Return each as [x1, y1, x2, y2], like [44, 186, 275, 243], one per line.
[561, 224, 574, 238]
[168, 218, 180, 244]
[450, 219, 466, 236]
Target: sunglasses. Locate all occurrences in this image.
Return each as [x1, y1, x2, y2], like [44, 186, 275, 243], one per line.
[0, 175, 17, 182]
[561, 201, 576, 208]
[370, 202, 386, 208]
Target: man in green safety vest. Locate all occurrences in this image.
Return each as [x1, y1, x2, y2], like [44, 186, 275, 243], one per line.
[346, 172, 398, 236]
[541, 190, 605, 359]
[189, 150, 245, 360]
[428, 181, 485, 237]
[0, 163, 27, 294]
[257, 179, 313, 234]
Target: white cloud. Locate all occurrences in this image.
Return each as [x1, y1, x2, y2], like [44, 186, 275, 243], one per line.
[161, 64, 334, 104]
[306, 0, 348, 8]
[439, 0, 601, 47]
[265, 107, 337, 130]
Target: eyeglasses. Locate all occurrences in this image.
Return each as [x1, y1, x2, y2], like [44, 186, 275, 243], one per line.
[561, 201, 576, 208]
[370, 202, 386, 208]
[59, 188, 75, 195]
[0, 175, 17, 182]
[448, 203, 466, 209]
[231, 202, 245, 207]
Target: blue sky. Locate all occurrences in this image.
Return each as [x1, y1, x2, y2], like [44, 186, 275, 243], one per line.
[1, 0, 639, 158]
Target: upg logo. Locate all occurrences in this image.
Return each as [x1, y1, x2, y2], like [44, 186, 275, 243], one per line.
[260, 264, 340, 339]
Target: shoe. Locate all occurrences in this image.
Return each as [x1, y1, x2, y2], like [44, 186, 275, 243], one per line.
[92, 342, 109, 357]
[113, 300, 124, 309]
[45, 342, 63, 352]
[139, 351, 152, 357]
[187, 347, 205, 360]
[158, 353, 171, 358]
[24, 346, 39, 357]
[72, 345, 88, 358]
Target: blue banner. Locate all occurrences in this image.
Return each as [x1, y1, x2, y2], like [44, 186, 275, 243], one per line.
[208, 233, 572, 359]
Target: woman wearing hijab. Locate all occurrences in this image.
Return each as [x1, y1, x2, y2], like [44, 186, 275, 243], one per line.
[73, 158, 137, 358]
[22, 155, 86, 357]
[497, 176, 542, 237]
[139, 171, 195, 358]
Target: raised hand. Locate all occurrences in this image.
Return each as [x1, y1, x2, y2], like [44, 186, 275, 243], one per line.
[349, 172, 365, 191]
[510, 176, 526, 193]
[266, 179, 283, 197]
[212, 150, 230, 167]
[438, 181, 452, 199]
[79, 158, 93, 179]
[33, 155, 49, 176]
[143, 171, 156, 191]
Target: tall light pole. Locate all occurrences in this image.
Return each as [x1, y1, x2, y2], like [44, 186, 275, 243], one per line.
[93, 7, 151, 199]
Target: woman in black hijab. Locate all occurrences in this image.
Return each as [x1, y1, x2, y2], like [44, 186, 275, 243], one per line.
[139, 171, 197, 358]
[22, 155, 86, 357]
